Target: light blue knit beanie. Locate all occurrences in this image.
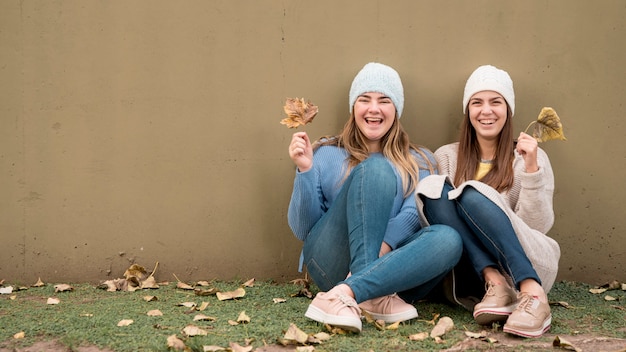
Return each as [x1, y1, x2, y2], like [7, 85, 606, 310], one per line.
[349, 62, 404, 118]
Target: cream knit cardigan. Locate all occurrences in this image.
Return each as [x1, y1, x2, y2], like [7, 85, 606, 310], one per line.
[416, 143, 561, 293]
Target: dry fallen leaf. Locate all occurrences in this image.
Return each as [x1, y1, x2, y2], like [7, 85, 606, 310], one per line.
[195, 288, 218, 296]
[13, 331, 25, 339]
[408, 332, 429, 341]
[273, 297, 287, 304]
[524, 107, 566, 142]
[54, 284, 74, 292]
[550, 301, 572, 308]
[296, 346, 315, 352]
[553, 335, 582, 351]
[229, 342, 253, 352]
[0, 286, 13, 295]
[284, 323, 309, 344]
[604, 295, 617, 301]
[32, 278, 45, 287]
[590, 288, 607, 294]
[117, 319, 134, 327]
[242, 278, 255, 287]
[143, 295, 158, 302]
[280, 97, 319, 129]
[193, 314, 217, 322]
[237, 311, 250, 323]
[197, 301, 210, 311]
[203, 346, 227, 351]
[147, 309, 163, 316]
[177, 302, 197, 308]
[430, 316, 454, 338]
[386, 321, 401, 330]
[216, 287, 245, 301]
[166, 334, 186, 350]
[182, 324, 208, 336]
[47, 297, 60, 305]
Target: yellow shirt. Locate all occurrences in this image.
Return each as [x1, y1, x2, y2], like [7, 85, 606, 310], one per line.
[475, 161, 493, 180]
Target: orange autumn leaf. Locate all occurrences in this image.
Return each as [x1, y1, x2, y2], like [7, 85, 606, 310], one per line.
[280, 97, 318, 129]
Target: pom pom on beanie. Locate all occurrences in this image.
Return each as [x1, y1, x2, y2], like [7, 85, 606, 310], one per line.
[463, 65, 515, 116]
[349, 62, 404, 118]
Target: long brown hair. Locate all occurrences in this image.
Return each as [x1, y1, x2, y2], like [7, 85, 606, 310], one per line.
[315, 113, 435, 196]
[454, 106, 515, 192]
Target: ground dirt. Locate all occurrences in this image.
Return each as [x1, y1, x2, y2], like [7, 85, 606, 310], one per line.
[2, 333, 626, 352]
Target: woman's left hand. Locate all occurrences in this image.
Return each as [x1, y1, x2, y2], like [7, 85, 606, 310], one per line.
[516, 132, 539, 173]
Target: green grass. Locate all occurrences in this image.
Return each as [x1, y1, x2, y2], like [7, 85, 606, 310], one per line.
[0, 280, 624, 351]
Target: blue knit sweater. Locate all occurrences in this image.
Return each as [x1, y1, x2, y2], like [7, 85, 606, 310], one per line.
[288, 145, 437, 252]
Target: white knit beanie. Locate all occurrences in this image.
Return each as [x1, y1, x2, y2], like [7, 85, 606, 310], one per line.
[349, 62, 404, 118]
[463, 65, 515, 116]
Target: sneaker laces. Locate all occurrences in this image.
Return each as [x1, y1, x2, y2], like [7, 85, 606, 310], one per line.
[514, 293, 536, 315]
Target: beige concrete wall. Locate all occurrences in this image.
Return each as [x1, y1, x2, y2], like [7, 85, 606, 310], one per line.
[1, 1, 624, 285]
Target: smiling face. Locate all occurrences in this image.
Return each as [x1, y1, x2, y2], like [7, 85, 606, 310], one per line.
[353, 92, 396, 152]
[467, 90, 509, 143]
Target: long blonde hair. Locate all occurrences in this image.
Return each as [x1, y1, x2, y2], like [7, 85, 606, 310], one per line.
[454, 107, 515, 192]
[315, 113, 435, 196]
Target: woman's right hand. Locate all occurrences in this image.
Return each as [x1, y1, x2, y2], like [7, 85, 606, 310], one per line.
[289, 131, 313, 172]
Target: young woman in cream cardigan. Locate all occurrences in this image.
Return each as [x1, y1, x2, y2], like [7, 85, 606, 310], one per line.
[416, 65, 560, 338]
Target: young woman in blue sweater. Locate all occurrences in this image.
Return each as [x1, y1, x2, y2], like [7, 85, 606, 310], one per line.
[287, 62, 462, 333]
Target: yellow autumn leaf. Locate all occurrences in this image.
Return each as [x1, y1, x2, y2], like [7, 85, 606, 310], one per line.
[32, 277, 45, 287]
[280, 97, 319, 129]
[13, 331, 25, 339]
[524, 107, 566, 142]
[386, 321, 401, 330]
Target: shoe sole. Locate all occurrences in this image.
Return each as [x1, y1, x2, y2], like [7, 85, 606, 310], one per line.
[503, 315, 552, 338]
[304, 304, 362, 332]
[474, 306, 515, 325]
[361, 308, 418, 324]
[473, 303, 517, 325]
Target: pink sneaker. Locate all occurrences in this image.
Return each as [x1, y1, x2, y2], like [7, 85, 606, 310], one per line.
[503, 293, 551, 338]
[305, 290, 362, 332]
[359, 294, 418, 323]
[473, 281, 518, 325]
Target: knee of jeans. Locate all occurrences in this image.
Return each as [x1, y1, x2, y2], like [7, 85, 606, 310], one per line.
[431, 224, 463, 257]
[458, 186, 489, 208]
[353, 157, 396, 189]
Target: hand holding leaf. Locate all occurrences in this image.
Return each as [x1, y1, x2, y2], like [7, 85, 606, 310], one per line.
[524, 107, 566, 142]
[280, 98, 318, 129]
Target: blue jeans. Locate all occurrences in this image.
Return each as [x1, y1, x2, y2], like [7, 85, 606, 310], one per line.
[420, 182, 541, 290]
[303, 156, 462, 303]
